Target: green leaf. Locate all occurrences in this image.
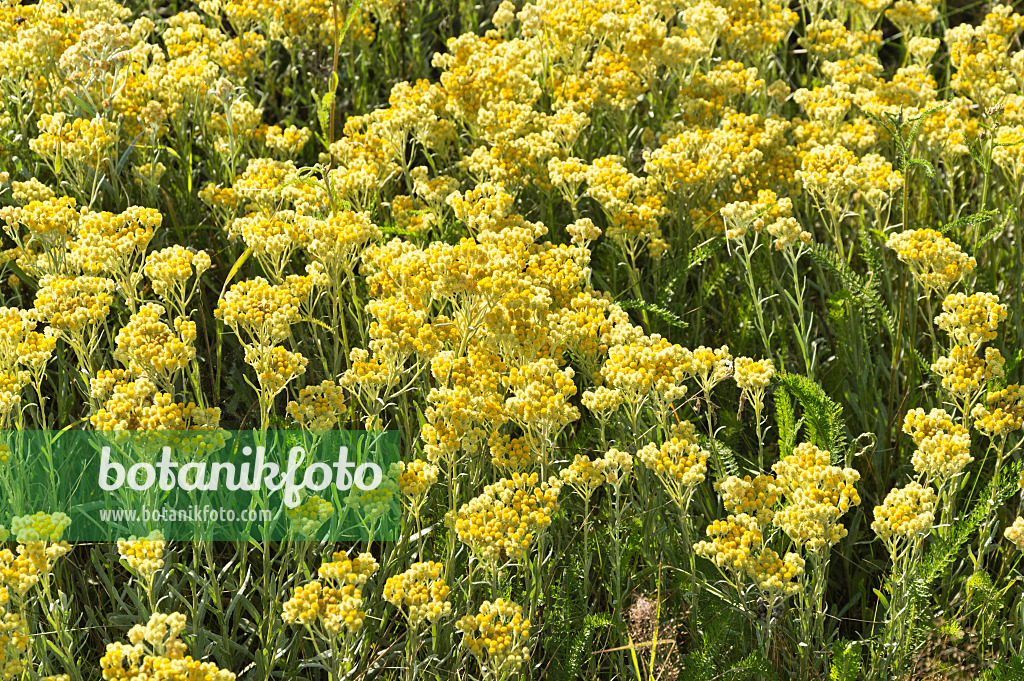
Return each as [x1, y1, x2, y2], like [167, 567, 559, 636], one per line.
[937, 209, 998, 236]
[775, 385, 796, 459]
[616, 299, 688, 329]
[830, 640, 863, 681]
[777, 372, 848, 457]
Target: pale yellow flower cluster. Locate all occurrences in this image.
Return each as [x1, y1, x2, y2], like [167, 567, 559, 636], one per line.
[283, 552, 379, 637]
[457, 598, 530, 678]
[0, 536, 72, 596]
[716, 474, 781, 527]
[872, 481, 937, 548]
[973, 384, 1024, 440]
[114, 303, 195, 385]
[734, 357, 774, 408]
[690, 345, 734, 397]
[991, 126, 1024, 183]
[504, 358, 580, 439]
[1005, 517, 1024, 551]
[772, 443, 861, 553]
[30, 114, 119, 166]
[10, 512, 71, 542]
[695, 512, 801, 597]
[100, 612, 236, 681]
[748, 549, 805, 598]
[886, 229, 976, 296]
[383, 561, 452, 627]
[903, 408, 973, 483]
[0, 196, 79, 251]
[117, 530, 166, 582]
[581, 386, 624, 418]
[932, 345, 1004, 403]
[398, 459, 440, 499]
[33, 275, 115, 335]
[144, 246, 212, 304]
[215, 277, 302, 346]
[721, 190, 797, 244]
[935, 292, 1007, 349]
[454, 472, 562, 565]
[560, 454, 607, 501]
[69, 207, 161, 276]
[637, 423, 709, 508]
[286, 380, 346, 429]
[285, 496, 334, 537]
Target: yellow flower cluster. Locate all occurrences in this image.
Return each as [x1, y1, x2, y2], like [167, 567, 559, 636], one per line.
[934, 292, 1008, 349]
[694, 512, 762, 572]
[1006, 517, 1024, 551]
[559, 454, 607, 501]
[285, 496, 335, 537]
[286, 380, 346, 429]
[144, 246, 212, 303]
[215, 277, 302, 346]
[113, 304, 194, 384]
[100, 612, 236, 681]
[748, 548, 805, 598]
[504, 358, 580, 439]
[117, 530, 165, 582]
[33, 275, 115, 334]
[734, 357, 774, 392]
[886, 229, 976, 295]
[306, 211, 383, 274]
[90, 372, 224, 433]
[872, 481, 937, 548]
[637, 423, 709, 508]
[264, 124, 312, 160]
[454, 472, 562, 565]
[457, 598, 530, 678]
[973, 384, 1024, 440]
[0, 535, 72, 596]
[584, 155, 668, 259]
[772, 443, 861, 552]
[580, 386, 623, 418]
[991, 126, 1024, 183]
[690, 345, 734, 397]
[10, 179, 55, 205]
[0, 195, 79, 251]
[383, 561, 452, 627]
[30, 114, 119, 166]
[932, 345, 1005, 401]
[903, 408, 973, 482]
[10, 512, 70, 542]
[796, 143, 902, 218]
[721, 190, 793, 241]
[946, 5, 1024, 108]
[398, 459, 440, 499]
[69, 206, 162, 276]
[600, 447, 633, 487]
[282, 552, 379, 636]
[600, 335, 691, 406]
[716, 474, 781, 527]
[228, 211, 310, 279]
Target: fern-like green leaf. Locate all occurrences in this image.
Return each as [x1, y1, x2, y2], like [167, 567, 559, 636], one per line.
[774, 386, 796, 460]
[777, 372, 848, 457]
[937, 209, 998, 236]
[807, 242, 929, 374]
[830, 640, 863, 681]
[617, 299, 688, 329]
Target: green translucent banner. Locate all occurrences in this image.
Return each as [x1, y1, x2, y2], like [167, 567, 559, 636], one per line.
[0, 430, 400, 542]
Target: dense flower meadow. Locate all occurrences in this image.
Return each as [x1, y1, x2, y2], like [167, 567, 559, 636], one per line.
[0, 0, 1023, 677]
